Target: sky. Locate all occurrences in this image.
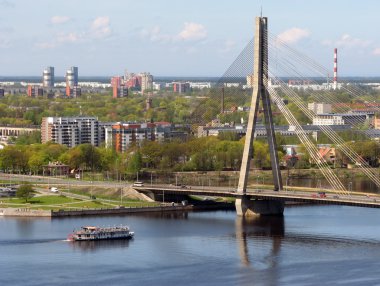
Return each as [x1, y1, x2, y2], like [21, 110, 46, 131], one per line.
[0, 0, 379, 77]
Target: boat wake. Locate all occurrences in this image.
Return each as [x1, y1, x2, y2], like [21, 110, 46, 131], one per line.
[0, 238, 62, 246]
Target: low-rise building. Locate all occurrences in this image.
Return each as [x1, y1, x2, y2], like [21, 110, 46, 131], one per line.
[66, 86, 81, 97]
[312, 112, 374, 126]
[0, 125, 40, 141]
[318, 146, 336, 164]
[374, 116, 380, 130]
[197, 123, 352, 138]
[105, 122, 187, 152]
[308, 102, 332, 114]
[188, 82, 212, 89]
[173, 82, 190, 93]
[27, 85, 44, 97]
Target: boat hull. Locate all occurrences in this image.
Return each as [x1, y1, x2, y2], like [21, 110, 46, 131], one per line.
[70, 233, 134, 241]
[68, 226, 134, 242]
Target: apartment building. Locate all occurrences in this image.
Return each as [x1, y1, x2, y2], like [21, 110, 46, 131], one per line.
[41, 116, 101, 148]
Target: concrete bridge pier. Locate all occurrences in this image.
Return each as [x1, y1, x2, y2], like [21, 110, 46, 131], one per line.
[235, 196, 284, 216]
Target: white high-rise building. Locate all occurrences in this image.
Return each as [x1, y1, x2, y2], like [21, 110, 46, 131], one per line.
[41, 116, 100, 148]
[140, 72, 153, 93]
[43, 66, 54, 88]
[66, 66, 78, 88]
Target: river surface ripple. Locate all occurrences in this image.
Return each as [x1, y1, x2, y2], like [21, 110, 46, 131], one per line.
[1, 205, 380, 286]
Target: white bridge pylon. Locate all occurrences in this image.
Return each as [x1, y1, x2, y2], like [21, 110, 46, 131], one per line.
[237, 17, 283, 195]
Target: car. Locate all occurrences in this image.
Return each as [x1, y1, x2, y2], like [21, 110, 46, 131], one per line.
[133, 182, 144, 187]
[75, 174, 80, 179]
[50, 187, 59, 193]
[318, 192, 327, 198]
[180, 185, 187, 189]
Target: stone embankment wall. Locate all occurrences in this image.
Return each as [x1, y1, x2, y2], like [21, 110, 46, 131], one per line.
[0, 208, 52, 217]
[0, 205, 193, 217]
[51, 205, 193, 217]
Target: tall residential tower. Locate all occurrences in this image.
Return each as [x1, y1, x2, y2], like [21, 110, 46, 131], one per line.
[66, 66, 78, 87]
[42, 66, 54, 88]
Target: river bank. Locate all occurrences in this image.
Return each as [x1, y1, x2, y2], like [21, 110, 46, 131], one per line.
[0, 202, 235, 217]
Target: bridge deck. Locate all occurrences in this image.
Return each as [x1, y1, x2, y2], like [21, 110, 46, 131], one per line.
[134, 185, 380, 209]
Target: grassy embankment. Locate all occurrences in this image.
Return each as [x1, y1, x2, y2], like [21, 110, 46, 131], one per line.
[0, 185, 159, 210]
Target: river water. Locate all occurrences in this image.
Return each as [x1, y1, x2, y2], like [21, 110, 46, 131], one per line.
[1, 206, 380, 286]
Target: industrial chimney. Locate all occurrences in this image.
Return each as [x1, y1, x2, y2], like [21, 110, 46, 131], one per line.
[333, 48, 337, 90]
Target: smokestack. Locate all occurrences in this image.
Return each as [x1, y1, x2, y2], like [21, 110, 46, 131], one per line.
[333, 48, 337, 89]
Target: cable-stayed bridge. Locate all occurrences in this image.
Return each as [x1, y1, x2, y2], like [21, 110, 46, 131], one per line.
[136, 16, 380, 216]
[134, 184, 380, 210]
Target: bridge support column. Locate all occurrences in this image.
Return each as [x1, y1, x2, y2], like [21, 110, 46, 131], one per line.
[235, 196, 284, 216]
[236, 17, 284, 217]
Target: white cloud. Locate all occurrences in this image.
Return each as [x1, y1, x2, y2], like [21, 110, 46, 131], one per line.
[372, 48, 380, 56]
[90, 16, 111, 39]
[140, 26, 171, 43]
[37, 32, 83, 49]
[277, 28, 310, 44]
[36, 16, 111, 49]
[50, 16, 70, 25]
[140, 22, 207, 44]
[323, 34, 371, 48]
[177, 22, 207, 41]
[57, 32, 83, 43]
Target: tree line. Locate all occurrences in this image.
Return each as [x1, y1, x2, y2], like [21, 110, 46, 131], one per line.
[0, 135, 378, 177]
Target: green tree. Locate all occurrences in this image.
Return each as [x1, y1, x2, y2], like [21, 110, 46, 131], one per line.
[140, 141, 163, 168]
[28, 151, 49, 175]
[127, 151, 142, 174]
[15, 131, 41, 145]
[79, 144, 101, 171]
[253, 141, 270, 169]
[16, 183, 34, 202]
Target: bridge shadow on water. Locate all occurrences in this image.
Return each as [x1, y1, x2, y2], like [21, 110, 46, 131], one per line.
[235, 216, 284, 267]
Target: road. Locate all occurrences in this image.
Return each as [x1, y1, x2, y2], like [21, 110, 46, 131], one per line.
[0, 173, 128, 188]
[2, 173, 380, 208]
[134, 184, 380, 209]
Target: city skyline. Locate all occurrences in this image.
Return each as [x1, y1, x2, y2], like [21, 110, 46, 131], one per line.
[0, 0, 379, 76]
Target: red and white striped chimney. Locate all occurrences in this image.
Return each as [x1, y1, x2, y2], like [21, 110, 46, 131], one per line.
[333, 48, 338, 89]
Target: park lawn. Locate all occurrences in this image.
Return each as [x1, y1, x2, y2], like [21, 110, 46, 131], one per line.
[0, 195, 106, 209]
[1, 195, 78, 205]
[65, 188, 158, 204]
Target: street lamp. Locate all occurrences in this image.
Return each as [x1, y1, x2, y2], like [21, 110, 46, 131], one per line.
[256, 176, 259, 188]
